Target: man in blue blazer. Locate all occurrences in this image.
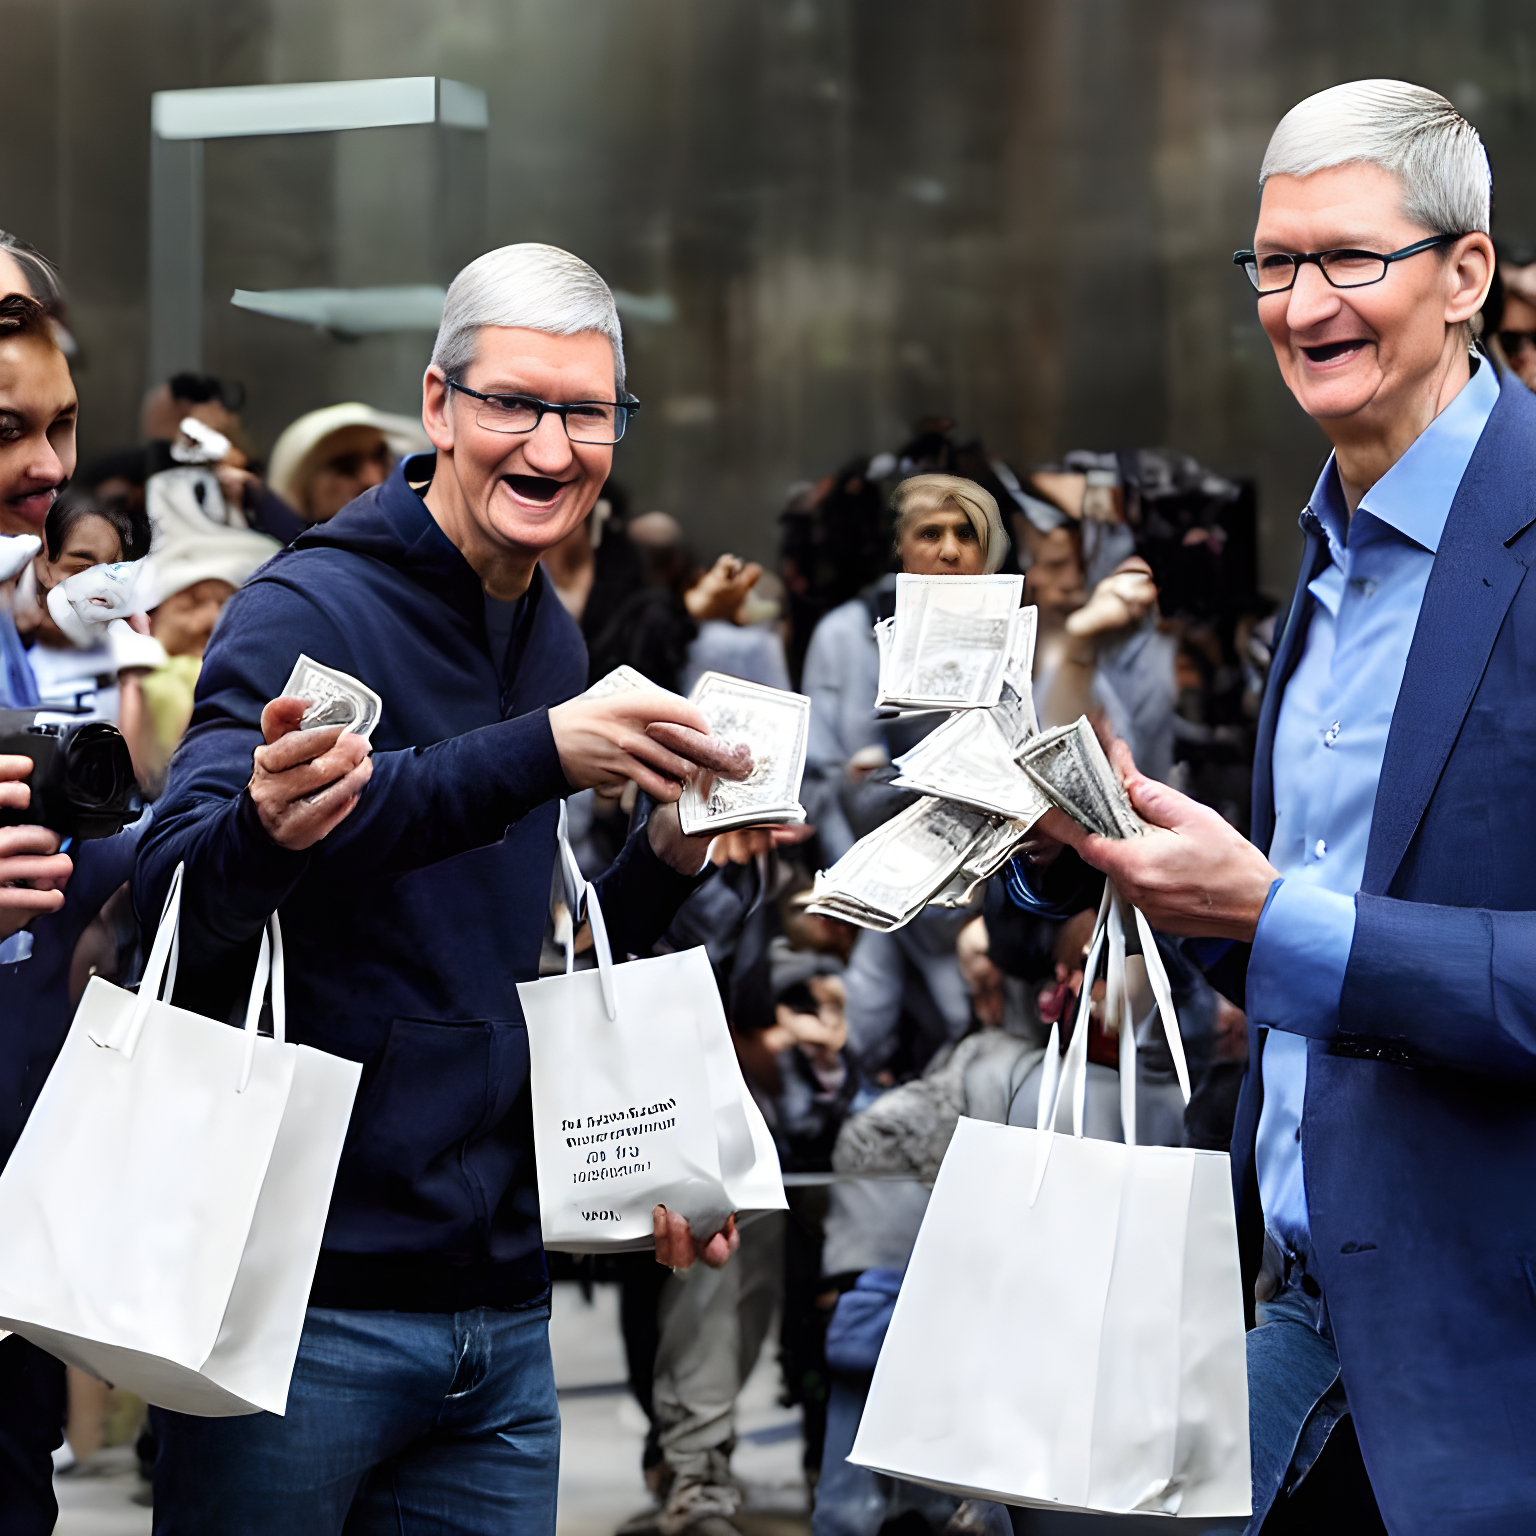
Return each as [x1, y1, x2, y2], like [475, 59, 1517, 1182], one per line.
[1040, 81, 1527, 1534]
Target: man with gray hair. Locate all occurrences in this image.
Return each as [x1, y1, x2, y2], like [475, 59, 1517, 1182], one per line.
[135, 243, 791, 1532]
[1030, 81, 1536, 1530]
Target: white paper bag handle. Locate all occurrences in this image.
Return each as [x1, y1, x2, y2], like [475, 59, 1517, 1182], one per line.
[236, 912, 286, 1093]
[1027, 883, 1190, 1204]
[553, 804, 618, 1021]
[97, 862, 288, 1092]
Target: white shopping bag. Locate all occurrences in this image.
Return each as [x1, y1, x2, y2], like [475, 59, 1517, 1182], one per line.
[0, 865, 361, 1416]
[518, 808, 787, 1253]
[851, 887, 1250, 1518]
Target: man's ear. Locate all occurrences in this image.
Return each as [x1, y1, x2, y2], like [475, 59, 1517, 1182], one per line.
[1447, 233, 1495, 325]
[421, 367, 455, 454]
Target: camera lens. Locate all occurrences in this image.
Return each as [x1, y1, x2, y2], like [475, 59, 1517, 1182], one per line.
[61, 722, 135, 810]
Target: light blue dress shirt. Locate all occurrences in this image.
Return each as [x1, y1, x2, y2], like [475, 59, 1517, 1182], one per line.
[1247, 356, 1499, 1257]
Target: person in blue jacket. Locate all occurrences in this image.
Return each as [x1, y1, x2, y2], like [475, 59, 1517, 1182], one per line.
[133, 243, 797, 1535]
[1027, 82, 1530, 1534]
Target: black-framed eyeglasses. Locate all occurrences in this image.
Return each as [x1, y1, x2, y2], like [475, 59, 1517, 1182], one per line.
[1498, 329, 1536, 357]
[1231, 233, 1466, 295]
[446, 380, 639, 444]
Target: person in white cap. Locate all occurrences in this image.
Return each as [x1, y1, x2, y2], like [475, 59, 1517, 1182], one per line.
[266, 402, 429, 525]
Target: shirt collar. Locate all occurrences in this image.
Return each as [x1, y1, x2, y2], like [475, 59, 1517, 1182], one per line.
[1301, 353, 1500, 559]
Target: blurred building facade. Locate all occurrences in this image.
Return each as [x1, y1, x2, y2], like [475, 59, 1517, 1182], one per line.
[4, 0, 1536, 593]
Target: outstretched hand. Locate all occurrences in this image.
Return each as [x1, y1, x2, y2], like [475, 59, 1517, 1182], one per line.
[653, 1206, 739, 1270]
[1046, 738, 1279, 941]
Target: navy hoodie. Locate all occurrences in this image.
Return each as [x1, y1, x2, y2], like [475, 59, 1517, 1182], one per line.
[135, 457, 704, 1311]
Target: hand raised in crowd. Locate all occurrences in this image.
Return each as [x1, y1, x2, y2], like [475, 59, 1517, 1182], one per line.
[549, 689, 716, 802]
[249, 698, 373, 851]
[653, 1205, 739, 1271]
[683, 554, 763, 623]
[1043, 737, 1279, 942]
[0, 755, 73, 941]
[1064, 556, 1159, 639]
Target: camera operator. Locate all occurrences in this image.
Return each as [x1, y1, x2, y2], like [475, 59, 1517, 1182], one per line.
[0, 290, 148, 1535]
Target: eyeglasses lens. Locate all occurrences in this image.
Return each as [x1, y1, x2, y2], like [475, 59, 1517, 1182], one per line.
[473, 396, 624, 444]
[1317, 252, 1390, 288]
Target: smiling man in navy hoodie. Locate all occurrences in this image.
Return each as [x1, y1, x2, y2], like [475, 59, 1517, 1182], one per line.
[136, 244, 751, 1534]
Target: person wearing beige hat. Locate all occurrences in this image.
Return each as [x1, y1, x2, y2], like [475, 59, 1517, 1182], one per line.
[266, 402, 429, 525]
[113, 524, 278, 791]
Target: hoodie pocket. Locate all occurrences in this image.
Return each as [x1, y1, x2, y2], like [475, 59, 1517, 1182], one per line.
[331, 1016, 530, 1242]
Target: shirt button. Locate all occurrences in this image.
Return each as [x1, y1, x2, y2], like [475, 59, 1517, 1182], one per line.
[1314, 839, 1327, 859]
[1323, 721, 1341, 747]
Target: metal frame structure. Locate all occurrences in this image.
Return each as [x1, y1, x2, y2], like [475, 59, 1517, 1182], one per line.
[148, 76, 487, 385]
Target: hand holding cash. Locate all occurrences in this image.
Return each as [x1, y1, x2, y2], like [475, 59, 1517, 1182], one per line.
[250, 696, 373, 851]
[1038, 735, 1279, 942]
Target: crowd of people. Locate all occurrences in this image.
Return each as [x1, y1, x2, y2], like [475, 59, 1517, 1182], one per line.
[1, 75, 1534, 1536]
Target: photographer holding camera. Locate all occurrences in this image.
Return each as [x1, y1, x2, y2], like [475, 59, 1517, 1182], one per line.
[0, 288, 148, 1535]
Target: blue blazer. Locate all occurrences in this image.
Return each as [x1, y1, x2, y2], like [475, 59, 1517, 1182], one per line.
[1232, 368, 1536, 1533]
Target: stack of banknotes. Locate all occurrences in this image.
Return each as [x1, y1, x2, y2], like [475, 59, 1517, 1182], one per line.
[874, 574, 1035, 712]
[585, 665, 812, 837]
[808, 577, 1144, 931]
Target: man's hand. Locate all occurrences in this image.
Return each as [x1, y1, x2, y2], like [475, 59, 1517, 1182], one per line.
[653, 1206, 739, 1270]
[249, 699, 373, 851]
[0, 756, 72, 941]
[644, 802, 815, 875]
[549, 691, 715, 803]
[1047, 739, 1278, 941]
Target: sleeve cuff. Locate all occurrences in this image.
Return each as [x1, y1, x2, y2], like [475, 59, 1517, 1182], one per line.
[1246, 877, 1355, 1038]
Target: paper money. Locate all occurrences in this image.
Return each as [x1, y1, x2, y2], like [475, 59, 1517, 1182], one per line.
[678, 672, 810, 837]
[585, 663, 683, 702]
[1016, 716, 1144, 839]
[806, 797, 1031, 931]
[892, 707, 1051, 823]
[875, 575, 1028, 711]
[282, 655, 383, 743]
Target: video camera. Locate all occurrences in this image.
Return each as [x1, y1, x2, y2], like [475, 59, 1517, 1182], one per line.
[0, 708, 140, 840]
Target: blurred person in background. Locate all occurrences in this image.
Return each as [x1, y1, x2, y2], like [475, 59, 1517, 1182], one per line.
[141, 372, 304, 543]
[801, 474, 1008, 1085]
[115, 524, 277, 792]
[266, 402, 428, 528]
[1480, 241, 1536, 391]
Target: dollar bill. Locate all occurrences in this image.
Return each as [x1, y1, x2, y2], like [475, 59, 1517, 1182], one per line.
[891, 706, 1051, 823]
[584, 664, 686, 704]
[1016, 716, 1144, 839]
[678, 672, 811, 837]
[806, 797, 1029, 931]
[282, 654, 383, 743]
[875, 575, 1029, 711]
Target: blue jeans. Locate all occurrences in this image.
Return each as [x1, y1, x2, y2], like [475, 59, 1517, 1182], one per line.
[151, 1302, 560, 1535]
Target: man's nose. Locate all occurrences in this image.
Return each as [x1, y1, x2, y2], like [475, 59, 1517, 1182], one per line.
[520, 411, 576, 472]
[360, 459, 389, 489]
[25, 434, 67, 491]
[1284, 261, 1344, 332]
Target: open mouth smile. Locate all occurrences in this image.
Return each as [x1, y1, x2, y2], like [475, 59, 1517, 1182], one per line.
[1301, 340, 1368, 365]
[503, 475, 570, 506]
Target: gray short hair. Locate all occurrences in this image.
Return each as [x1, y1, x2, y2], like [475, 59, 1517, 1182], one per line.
[1261, 80, 1491, 237]
[430, 242, 626, 391]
